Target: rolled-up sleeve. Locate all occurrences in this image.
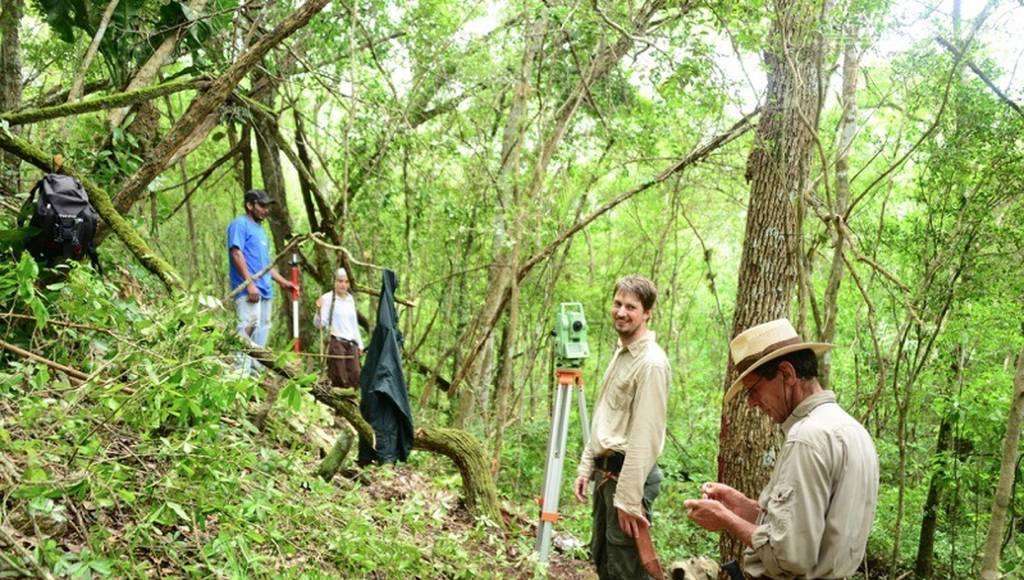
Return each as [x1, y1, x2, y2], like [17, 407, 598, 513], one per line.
[227, 220, 245, 251]
[747, 440, 831, 578]
[577, 442, 595, 479]
[612, 361, 669, 518]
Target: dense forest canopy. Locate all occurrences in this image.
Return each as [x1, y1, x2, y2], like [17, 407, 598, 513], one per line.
[0, 0, 1023, 576]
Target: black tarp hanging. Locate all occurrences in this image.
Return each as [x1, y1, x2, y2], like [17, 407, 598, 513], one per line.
[357, 269, 414, 463]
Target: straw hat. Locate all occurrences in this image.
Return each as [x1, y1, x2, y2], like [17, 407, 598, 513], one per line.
[724, 318, 833, 404]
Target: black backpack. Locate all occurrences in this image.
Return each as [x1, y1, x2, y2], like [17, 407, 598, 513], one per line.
[19, 174, 102, 273]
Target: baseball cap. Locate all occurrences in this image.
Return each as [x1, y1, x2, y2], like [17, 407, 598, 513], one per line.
[244, 189, 275, 205]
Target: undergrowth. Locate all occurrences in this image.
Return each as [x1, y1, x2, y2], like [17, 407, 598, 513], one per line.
[0, 257, 533, 578]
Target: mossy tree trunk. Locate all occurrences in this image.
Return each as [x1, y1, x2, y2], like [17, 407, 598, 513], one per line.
[0, 0, 23, 195]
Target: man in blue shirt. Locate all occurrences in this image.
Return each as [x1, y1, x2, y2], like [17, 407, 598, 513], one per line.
[227, 189, 294, 374]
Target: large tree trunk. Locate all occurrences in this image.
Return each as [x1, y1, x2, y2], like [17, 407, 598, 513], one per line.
[980, 347, 1024, 579]
[250, 84, 293, 251]
[0, 0, 22, 195]
[716, 0, 826, 565]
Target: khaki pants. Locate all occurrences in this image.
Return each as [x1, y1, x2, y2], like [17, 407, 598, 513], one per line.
[327, 337, 361, 388]
[591, 465, 662, 580]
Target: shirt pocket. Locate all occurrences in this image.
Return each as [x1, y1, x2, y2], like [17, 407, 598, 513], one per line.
[606, 375, 636, 410]
[763, 484, 795, 537]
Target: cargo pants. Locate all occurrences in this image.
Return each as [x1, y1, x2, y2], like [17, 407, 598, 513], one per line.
[590, 465, 663, 580]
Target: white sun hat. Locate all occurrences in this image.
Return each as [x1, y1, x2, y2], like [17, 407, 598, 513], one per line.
[724, 318, 834, 404]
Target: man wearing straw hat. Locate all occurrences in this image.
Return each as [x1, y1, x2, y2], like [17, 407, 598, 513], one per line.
[684, 318, 879, 579]
[314, 268, 363, 389]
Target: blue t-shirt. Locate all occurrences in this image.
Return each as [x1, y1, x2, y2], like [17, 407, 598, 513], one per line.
[227, 216, 273, 299]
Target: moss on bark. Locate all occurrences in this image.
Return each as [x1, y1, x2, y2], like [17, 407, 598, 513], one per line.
[0, 78, 206, 125]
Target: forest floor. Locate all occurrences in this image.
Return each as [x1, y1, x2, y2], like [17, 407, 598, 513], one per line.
[0, 374, 598, 578]
[357, 464, 596, 579]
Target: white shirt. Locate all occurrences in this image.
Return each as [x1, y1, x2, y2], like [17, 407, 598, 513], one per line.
[314, 291, 363, 349]
[744, 390, 880, 579]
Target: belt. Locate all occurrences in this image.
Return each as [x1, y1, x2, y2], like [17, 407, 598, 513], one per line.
[330, 336, 358, 345]
[593, 452, 625, 473]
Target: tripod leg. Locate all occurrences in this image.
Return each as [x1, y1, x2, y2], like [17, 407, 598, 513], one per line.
[536, 381, 573, 563]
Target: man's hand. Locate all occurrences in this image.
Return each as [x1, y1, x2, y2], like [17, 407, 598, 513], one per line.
[683, 498, 732, 532]
[573, 475, 590, 503]
[315, 295, 324, 308]
[278, 279, 296, 292]
[246, 284, 260, 303]
[701, 482, 760, 523]
[616, 507, 651, 539]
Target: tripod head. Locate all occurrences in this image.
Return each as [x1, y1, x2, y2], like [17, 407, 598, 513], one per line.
[553, 302, 589, 368]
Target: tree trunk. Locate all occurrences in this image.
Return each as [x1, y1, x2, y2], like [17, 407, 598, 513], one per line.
[913, 412, 953, 578]
[250, 88, 293, 251]
[66, 0, 121, 103]
[0, 0, 23, 195]
[979, 347, 1024, 579]
[107, 0, 208, 128]
[105, 0, 331, 222]
[819, 25, 861, 387]
[449, 13, 542, 425]
[717, 0, 826, 565]
[447, 1, 668, 400]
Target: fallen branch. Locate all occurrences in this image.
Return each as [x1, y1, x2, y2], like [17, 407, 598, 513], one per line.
[0, 338, 88, 384]
[0, 525, 56, 580]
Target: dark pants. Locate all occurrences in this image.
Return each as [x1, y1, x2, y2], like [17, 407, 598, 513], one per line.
[327, 337, 360, 388]
[591, 465, 663, 580]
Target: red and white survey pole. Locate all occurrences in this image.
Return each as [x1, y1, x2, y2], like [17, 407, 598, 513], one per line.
[290, 253, 301, 353]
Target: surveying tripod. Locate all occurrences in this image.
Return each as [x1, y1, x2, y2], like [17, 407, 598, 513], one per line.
[535, 367, 591, 564]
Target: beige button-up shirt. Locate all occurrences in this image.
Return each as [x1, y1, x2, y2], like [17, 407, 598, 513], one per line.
[577, 331, 670, 518]
[744, 391, 879, 579]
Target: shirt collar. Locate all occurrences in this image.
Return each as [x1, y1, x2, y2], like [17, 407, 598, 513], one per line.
[618, 330, 656, 356]
[782, 390, 836, 434]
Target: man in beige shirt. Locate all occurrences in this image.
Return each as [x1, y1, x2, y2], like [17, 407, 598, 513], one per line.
[573, 275, 670, 579]
[685, 318, 879, 578]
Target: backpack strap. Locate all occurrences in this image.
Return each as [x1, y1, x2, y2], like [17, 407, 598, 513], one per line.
[16, 179, 45, 227]
[87, 244, 103, 276]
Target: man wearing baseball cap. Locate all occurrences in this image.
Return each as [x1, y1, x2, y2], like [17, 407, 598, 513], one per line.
[227, 189, 295, 374]
[685, 318, 879, 578]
